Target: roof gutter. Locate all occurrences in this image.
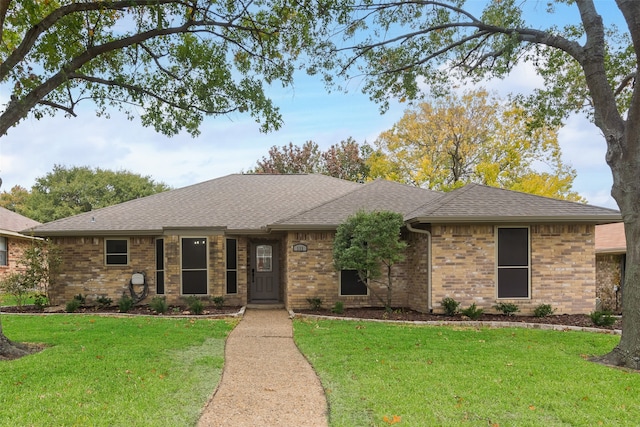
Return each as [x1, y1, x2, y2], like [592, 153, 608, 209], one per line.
[405, 222, 432, 312]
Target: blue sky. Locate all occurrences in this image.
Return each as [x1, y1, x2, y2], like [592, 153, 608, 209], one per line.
[0, 1, 622, 210]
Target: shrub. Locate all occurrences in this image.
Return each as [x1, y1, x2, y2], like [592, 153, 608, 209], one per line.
[441, 297, 460, 316]
[0, 273, 30, 309]
[461, 303, 484, 320]
[332, 301, 344, 314]
[150, 296, 168, 314]
[186, 296, 204, 315]
[306, 297, 323, 311]
[211, 296, 225, 309]
[590, 310, 617, 327]
[533, 304, 555, 318]
[494, 302, 519, 316]
[96, 295, 113, 308]
[33, 293, 49, 311]
[117, 295, 134, 313]
[73, 293, 86, 305]
[65, 298, 81, 313]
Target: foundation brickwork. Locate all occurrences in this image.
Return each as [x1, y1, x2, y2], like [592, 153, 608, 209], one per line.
[430, 224, 597, 315]
[596, 253, 623, 313]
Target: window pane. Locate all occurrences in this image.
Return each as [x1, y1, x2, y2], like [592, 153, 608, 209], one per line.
[498, 228, 528, 266]
[156, 239, 164, 270]
[256, 244, 272, 272]
[226, 271, 238, 294]
[0, 251, 6, 266]
[497, 268, 529, 298]
[156, 271, 165, 295]
[106, 239, 127, 254]
[0, 237, 6, 250]
[182, 270, 207, 294]
[182, 238, 207, 269]
[106, 254, 128, 265]
[226, 239, 237, 269]
[341, 270, 368, 296]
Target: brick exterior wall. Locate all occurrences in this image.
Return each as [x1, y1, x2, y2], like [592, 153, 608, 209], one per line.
[48, 223, 597, 314]
[596, 253, 623, 313]
[50, 234, 250, 306]
[0, 236, 33, 281]
[284, 230, 421, 311]
[430, 224, 596, 315]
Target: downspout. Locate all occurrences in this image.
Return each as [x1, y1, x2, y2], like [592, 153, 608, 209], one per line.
[406, 222, 433, 312]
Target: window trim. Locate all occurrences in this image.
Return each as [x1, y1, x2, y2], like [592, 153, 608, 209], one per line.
[180, 236, 209, 295]
[105, 238, 129, 266]
[495, 226, 531, 300]
[339, 269, 369, 297]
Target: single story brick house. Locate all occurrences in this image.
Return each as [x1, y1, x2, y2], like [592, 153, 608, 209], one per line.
[24, 174, 621, 314]
[0, 207, 41, 281]
[595, 222, 626, 312]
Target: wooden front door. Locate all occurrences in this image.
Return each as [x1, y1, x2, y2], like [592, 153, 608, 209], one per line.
[250, 242, 280, 301]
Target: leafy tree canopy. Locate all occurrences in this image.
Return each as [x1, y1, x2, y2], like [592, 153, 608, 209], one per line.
[0, 0, 335, 137]
[333, 210, 406, 309]
[250, 137, 373, 182]
[369, 88, 583, 201]
[0, 165, 170, 222]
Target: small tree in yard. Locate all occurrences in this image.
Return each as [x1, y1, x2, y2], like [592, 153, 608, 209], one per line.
[0, 239, 60, 359]
[333, 210, 407, 311]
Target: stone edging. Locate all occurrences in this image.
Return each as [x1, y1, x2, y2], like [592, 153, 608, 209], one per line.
[292, 311, 622, 335]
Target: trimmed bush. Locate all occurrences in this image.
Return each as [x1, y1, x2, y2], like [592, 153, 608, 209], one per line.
[461, 303, 484, 320]
[533, 304, 555, 318]
[441, 297, 460, 316]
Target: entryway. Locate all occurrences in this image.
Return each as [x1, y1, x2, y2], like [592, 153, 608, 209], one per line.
[249, 241, 280, 302]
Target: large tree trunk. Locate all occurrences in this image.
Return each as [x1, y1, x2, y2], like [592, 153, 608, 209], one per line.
[0, 316, 30, 360]
[595, 132, 640, 369]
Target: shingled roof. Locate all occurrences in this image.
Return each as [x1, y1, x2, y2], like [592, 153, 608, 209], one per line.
[27, 174, 360, 236]
[272, 179, 442, 229]
[406, 183, 621, 224]
[0, 207, 40, 238]
[596, 222, 626, 254]
[25, 175, 621, 237]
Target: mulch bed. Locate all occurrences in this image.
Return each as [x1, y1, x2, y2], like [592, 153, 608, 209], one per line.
[2, 305, 622, 330]
[1, 304, 243, 316]
[296, 307, 623, 331]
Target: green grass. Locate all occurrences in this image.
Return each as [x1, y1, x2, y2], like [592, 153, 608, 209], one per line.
[0, 292, 38, 306]
[0, 315, 236, 426]
[294, 318, 637, 427]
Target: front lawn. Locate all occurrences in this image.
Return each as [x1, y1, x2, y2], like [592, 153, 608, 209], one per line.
[294, 318, 636, 426]
[0, 315, 235, 426]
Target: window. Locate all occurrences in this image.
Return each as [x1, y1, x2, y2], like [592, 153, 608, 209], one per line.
[497, 227, 530, 298]
[182, 237, 207, 294]
[340, 269, 368, 296]
[0, 237, 7, 266]
[156, 238, 165, 295]
[226, 238, 238, 294]
[256, 244, 272, 272]
[105, 239, 128, 265]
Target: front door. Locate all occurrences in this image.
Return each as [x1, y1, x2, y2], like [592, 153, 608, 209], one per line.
[250, 242, 280, 301]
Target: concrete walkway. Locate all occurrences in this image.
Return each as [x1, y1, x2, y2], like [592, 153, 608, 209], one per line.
[198, 309, 328, 426]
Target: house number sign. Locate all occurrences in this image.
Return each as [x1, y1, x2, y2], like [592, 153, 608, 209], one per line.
[292, 244, 308, 252]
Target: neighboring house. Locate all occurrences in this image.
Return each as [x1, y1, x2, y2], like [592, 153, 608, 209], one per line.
[595, 222, 626, 313]
[24, 174, 621, 314]
[0, 207, 41, 281]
